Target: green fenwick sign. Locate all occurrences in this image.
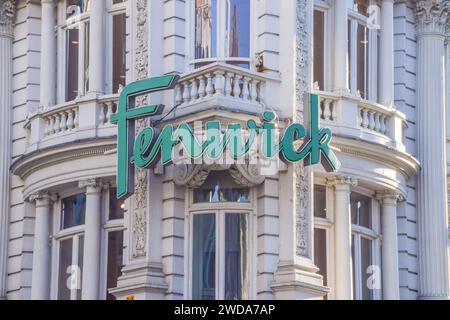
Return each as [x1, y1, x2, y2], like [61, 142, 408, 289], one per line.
[111, 74, 340, 200]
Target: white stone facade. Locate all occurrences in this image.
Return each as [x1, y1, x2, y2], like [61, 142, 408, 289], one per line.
[0, 0, 449, 300]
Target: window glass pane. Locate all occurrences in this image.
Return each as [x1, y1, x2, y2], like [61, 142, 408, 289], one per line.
[360, 237, 373, 300]
[350, 192, 372, 229]
[351, 234, 356, 299]
[195, 0, 217, 59]
[313, 10, 325, 90]
[83, 21, 90, 94]
[58, 238, 73, 300]
[347, 19, 352, 91]
[109, 188, 125, 220]
[76, 236, 84, 300]
[107, 231, 124, 300]
[113, 13, 126, 93]
[225, 213, 249, 300]
[357, 24, 368, 99]
[314, 228, 328, 287]
[194, 172, 250, 204]
[61, 194, 86, 229]
[314, 185, 327, 218]
[192, 214, 216, 300]
[226, 0, 250, 59]
[66, 27, 79, 101]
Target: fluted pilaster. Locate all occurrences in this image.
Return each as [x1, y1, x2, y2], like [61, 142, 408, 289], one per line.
[0, 0, 16, 300]
[416, 0, 450, 299]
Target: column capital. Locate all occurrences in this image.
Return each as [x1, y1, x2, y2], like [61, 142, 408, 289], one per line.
[28, 191, 57, 205]
[416, 0, 450, 36]
[326, 175, 358, 190]
[0, 0, 16, 37]
[79, 179, 106, 193]
[376, 190, 405, 204]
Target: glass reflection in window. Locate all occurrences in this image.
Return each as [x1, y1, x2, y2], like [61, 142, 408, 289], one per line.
[57, 238, 73, 300]
[61, 194, 86, 229]
[226, 0, 250, 67]
[106, 231, 123, 300]
[66, 27, 79, 101]
[351, 192, 372, 229]
[112, 13, 126, 93]
[192, 214, 216, 300]
[195, 0, 217, 59]
[194, 172, 250, 204]
[225, 213, 249, 300]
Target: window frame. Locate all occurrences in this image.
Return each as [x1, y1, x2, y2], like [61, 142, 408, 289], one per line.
[50, 184, 125, 300]
[186, 0, 257, 70]
[185, 185, 256, 300]
[346, 0, 379, 102]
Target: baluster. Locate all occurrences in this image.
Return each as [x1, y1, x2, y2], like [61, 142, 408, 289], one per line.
[258, 82, 265, 104]
[331, 100, 337, 121]
[361, 109, 369, 128]
[214, 71, 224, 96]
[73, 109, 79, 128]
[380, 115, 387, 134]
[48, 116, 55, 135]
[198, 76, 206, 99]
[224, 72, 233, 97]
[60, 112, 67, 132]
[233, 75, 242, 98]
[106, 102, 113, 123]
[242, 77, 250, 101]
[54, 114, 61, 133]
[99, 104, 106, 125]
[250, 80, 258, 103]
[175, 84, 183, 105]
[190, 79, 198, 102]
[67, 109, 74, 130]
[323, 99, 331, 121]
[374, 113, 381, 133]
[44, 118, 50, 136]
[205, 74, 214, 97]
[182, 81, 190, 104]
[368, 111, 376, 130]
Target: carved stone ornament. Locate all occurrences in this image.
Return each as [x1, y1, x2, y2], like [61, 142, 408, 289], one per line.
[173, 164, 266, 188]
[416, 0, 450, 35]
[294, 0, 312, 258]
[0, 0, 16, 35]
[132, 0, 149, 259]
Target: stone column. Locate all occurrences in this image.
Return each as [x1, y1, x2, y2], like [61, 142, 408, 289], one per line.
[333, 0, 348, 93]
[0, 0, 16, 300]
[79, 179, 103, 300]
[377, 191, 401, 300]
[379, 0, 394, 106]
[30, 192, 55, 300]
[328, 176, 357, 300]
[415, 0, 450, 300]
[88, 0, 105, 95]
[40, 0, 56, 109]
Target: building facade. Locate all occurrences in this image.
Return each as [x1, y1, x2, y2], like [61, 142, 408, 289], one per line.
[0, 0, 449, 300]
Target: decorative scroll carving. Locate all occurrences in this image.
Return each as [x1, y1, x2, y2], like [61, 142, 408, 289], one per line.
[229, 164, 266, 187]
[173, 164, 211, 188]
[295, 0, 312, 258]
[132, 0, 149, 259]
[416, 0, 450, 35]
[0, 0, 16, 36]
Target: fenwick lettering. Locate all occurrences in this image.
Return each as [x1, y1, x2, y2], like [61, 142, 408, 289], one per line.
[111, 74, 341, 200]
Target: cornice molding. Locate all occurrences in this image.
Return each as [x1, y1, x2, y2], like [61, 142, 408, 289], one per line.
[416, 0, 450, 36]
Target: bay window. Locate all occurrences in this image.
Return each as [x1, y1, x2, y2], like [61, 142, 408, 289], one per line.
[192, 0, 251, 68]
[53, 185, 124, 300]
[59, 0, 127, 102]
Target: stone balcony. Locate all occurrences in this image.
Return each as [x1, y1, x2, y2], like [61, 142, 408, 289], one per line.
[314, 91, 407, 152]
[24, 94, 119, 153]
